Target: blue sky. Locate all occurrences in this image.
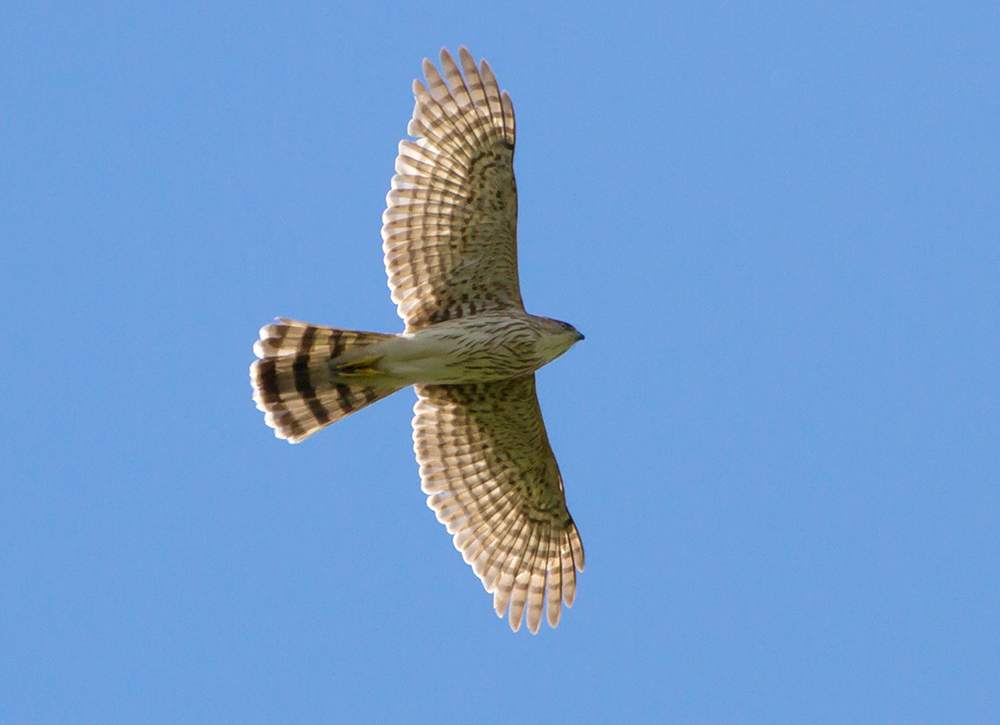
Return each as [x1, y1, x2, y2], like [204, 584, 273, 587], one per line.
[2, 2, 998, 723]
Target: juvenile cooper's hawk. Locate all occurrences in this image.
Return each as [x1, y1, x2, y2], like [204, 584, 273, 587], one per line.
[251, 47, 584, 633]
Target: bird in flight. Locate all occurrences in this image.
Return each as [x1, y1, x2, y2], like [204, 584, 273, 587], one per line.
[250, 47, 584, 633]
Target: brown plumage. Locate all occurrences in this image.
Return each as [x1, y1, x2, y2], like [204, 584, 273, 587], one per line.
[251, 48, 584, 633]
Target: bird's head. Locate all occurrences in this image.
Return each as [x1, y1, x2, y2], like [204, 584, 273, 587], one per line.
[536, 317, 585, 364]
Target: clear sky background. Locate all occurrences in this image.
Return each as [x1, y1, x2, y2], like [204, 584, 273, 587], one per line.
[3, 2, 998, 723]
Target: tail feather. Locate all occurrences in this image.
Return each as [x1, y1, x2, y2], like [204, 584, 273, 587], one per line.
[250, 319, 403, 443]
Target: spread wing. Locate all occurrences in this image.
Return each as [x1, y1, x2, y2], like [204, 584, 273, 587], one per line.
[412, 375, 585, 633]
[382, 47, 523, 332]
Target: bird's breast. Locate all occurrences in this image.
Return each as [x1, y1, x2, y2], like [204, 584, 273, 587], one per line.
[378, 313, 547, 384]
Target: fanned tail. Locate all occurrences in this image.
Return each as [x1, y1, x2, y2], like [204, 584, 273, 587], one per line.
[250, 319, 403, 443]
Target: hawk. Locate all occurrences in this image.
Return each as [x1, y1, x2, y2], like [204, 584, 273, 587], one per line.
[250, 47, 585, 633]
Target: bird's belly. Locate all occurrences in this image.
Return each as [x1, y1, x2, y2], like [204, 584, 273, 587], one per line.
[377, 319, 541, 384]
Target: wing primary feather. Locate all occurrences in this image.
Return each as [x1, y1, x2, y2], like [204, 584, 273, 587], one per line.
[478, 60, 505, 133]
[422, 58, 456, 112]
[507, 525, 541, 632]
[524, 529, 550, 634]
[500, 90, 516, 145]
[440, 48, 474, 111]
[490, 512, 531, 619]
[561, 531, 579, 607]
[546, 534, 564, 628]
